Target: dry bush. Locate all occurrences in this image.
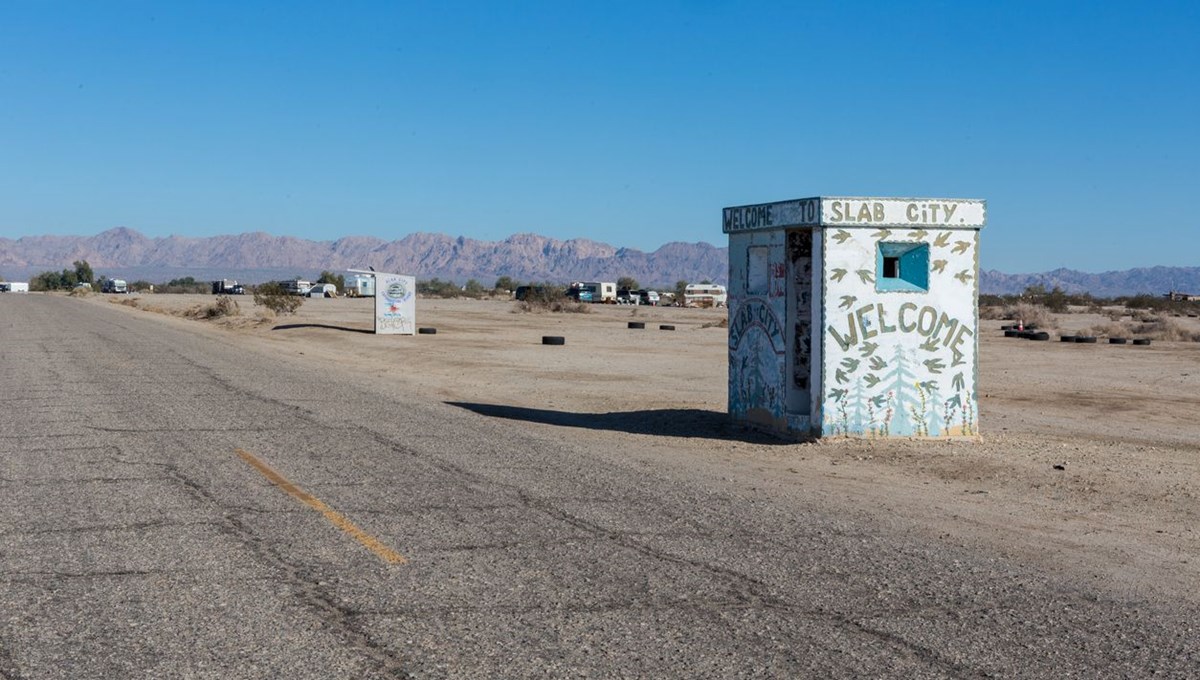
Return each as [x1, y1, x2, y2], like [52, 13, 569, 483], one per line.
[254, 283, 303, 315]
[110, 297, 141, 308]
[1132, 318, 1200, 342]
[701, 318, 729, 329]
[1088, 321, 1135, 338]
[67, 287, 92, 298]
[512, 298, 592, 314]
[189, 295, 240, 319]
[998, 302, 1058, 329]
[979, 305, 1007, 320]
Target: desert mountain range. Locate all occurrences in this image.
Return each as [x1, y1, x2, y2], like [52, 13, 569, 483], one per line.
[0, 227, 1196, 297]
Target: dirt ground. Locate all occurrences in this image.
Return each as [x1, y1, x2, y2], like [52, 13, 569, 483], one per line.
[88, 292, 1200, 605]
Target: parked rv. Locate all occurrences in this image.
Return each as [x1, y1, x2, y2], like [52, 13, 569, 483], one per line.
[0, 282, 29, 293]
[346, 275, 375, 297]
[568, 281, 617, 304]
[683, 283, 727, 308]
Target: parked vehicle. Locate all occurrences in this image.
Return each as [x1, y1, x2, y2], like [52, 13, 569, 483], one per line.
[568, 281, 617, 304]
[616, 288, 638, 304]
[514, 285, 556, 301]
[308, 283, 337, 298]
[636, 289, 660, 306]
[0, 282, 29, 293]
[683, 283, 727, 308]
[73, 282, 92, 291]
[346, 275, 375, 297]
[280, 280, 313, 296]
[212, 279, 245, 295]
[101, 279, 128, 294]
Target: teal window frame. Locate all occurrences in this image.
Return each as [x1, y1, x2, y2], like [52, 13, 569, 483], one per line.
[876, 242, 929, 292]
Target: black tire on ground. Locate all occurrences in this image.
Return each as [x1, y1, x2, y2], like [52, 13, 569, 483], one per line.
[1132, 338, 1152, 346]
[659, 324, 675, 331]
[1109, 337, 1128, 344]
[1018, 331, 1035, 339]
[1075, 336, 1097, 343]
[1031, 332, 1050, 341]
[542, 336, 565, 345]
[1004, 330, 1019, 338]
[1001, 325, 1014, 331]
[628, 322, 645, 329]
[417, 327, 437, 334]
[1060, 336, 1076, 342]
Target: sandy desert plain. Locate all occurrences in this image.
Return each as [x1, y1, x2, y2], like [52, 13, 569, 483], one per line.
[81, 291, 1200, 607]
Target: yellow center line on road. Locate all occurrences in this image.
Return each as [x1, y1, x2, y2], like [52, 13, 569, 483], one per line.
[236, 449, 407, 565]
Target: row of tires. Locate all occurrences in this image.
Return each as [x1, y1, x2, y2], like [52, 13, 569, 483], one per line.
[541, 321, 679, 345]
[1002, 328, 1151, 346]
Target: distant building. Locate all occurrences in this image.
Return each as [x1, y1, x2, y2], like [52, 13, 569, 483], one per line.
[1165, 291, 1200, 302]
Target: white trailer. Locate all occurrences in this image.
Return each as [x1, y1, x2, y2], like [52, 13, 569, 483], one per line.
[570, 281, 617, 303]
[346, 274, 375, 297]
[684, 283, 727, 307]
[0, 282, 30, 293]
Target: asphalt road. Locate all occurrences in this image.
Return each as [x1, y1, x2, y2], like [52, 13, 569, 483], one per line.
[1, 294, 1196, 678]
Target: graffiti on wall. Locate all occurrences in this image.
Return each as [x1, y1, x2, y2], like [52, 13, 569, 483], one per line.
[822, 228, 979, 437]
[728, 233, 788, 429]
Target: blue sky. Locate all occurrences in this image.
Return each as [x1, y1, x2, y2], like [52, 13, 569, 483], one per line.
[0, 1, 1196, 273]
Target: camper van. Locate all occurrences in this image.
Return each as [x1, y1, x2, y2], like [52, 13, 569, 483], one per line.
[568, 281, 617, 304]
[101, 279, 128, 294]
[683, 283, 727, 308]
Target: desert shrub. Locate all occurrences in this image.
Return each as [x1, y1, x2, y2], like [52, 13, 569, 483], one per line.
[254, 282, 303, 315]
[979, 305, 1007, 320]
[1132, 318, 1200, 342]
[1088, 321, 1135, 338]
[999, 302, 1057, 329]
[701, 318, 729, 329]
[203, 295, 240, 319]
[67, 286, 91, 297]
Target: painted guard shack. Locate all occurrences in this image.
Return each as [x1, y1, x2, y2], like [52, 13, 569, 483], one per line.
[723, 196, 985, 438]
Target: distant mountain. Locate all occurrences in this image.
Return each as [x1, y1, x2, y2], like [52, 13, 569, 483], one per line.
[0, 227, 728, 288]
[1, 227, 1195, 297]
[979, 267, 1200, 297]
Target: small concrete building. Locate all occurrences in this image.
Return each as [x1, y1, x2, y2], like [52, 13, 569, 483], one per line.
[723, 196, 985, 438]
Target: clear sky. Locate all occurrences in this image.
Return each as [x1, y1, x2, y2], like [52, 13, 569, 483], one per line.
[1, 1, 1196, 273]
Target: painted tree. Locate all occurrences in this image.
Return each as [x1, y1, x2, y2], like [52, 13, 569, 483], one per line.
[881, 345, 922, 436]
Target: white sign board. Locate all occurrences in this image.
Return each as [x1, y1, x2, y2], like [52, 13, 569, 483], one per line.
[723, 196, 986, 233]
[374, 273, 416, 335]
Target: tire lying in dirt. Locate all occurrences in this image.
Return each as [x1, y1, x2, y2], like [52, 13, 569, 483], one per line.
[542, 336, 565, 345]
[1004, 330, 1019, 338]
[1001, 325, 1015, 331]
[1031, 332, 1050, 341]
[659, 324, 676, 331]
[1060, 335, 1077, 342]
[1109, 337, 1128, 344]
[417, 327, 437, 334]
[1132, 338, 1152, 346]
[627, 322, 645, 329]
[1074, 336, 1098, 343]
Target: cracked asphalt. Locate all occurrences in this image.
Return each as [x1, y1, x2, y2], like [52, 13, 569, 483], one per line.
[1, 294, 1197, 678]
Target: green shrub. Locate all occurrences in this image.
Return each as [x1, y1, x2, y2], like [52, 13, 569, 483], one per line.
[253, 282, 303, 315]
